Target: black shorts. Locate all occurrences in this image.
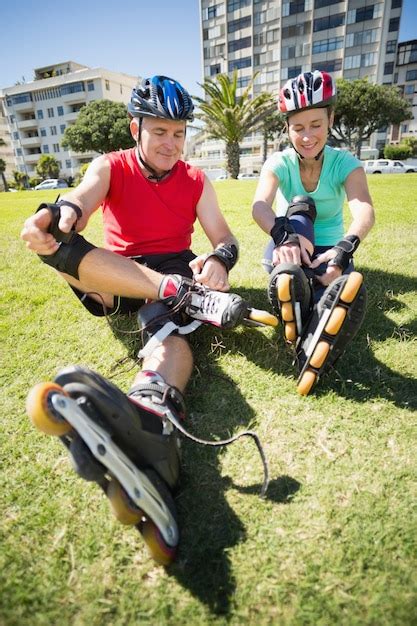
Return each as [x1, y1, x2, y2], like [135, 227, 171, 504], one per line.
[70, 249, 196, 317]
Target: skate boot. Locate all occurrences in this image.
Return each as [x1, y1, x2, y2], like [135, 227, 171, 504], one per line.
[268, 263, 314, 342]
[159, 274, 277, 329]
[26, 366, 183, 565]
[295, 271, 367, 395]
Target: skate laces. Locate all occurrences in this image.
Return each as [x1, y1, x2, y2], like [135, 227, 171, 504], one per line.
[187, 287, 227, 324]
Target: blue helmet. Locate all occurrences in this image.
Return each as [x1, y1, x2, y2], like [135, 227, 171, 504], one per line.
[128, 75, 194, 122]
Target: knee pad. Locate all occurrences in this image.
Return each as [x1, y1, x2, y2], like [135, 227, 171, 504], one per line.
[137, 301, 175, 344]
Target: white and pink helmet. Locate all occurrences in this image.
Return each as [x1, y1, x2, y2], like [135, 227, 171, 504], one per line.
[279, 70, 336, 116]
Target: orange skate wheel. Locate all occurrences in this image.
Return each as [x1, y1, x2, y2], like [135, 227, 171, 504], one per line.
[26, 382, 72, 436]
[277, 274, 291, 302]
[281, 302, 294, 322]
[248, 308, 279, 327]
[285, 322, 297, 342]
[309, 341, 330, 369]
[340, 272, 363, 304]
[297, 370, 317, 396]
[325, 306, 346, 336]
[107, 479, 143, 526]
[141, 518, 177, 566]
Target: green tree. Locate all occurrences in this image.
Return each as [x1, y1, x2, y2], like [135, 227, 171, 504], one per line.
[195, 72, 275, 178]
[12, 170, 29, 190]
[36, 155, 60, 180]
[62, 100, 134, 154]
[73, 162, 90, 187]
[331, 78, 412, 157]
[383, 143, 412, 160]
[0, 158, 9, 191]
[402, 136, 417, 157]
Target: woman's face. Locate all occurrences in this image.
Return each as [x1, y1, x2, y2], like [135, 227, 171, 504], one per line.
[287, 108, 333, 160]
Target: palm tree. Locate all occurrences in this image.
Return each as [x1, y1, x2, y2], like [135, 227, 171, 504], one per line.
[0, 158, 8, 192]
[195, 71, 275, 179]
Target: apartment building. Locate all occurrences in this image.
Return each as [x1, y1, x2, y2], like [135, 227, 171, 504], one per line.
[388, 39, 417, 144]
[1, 61, 138, 181]
[191, 0, 404, 174]
[0, 96, 14, 189]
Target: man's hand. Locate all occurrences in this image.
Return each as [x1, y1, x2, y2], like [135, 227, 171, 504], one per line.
[189, 255, 230, 291]
[21, 205, 79, 255]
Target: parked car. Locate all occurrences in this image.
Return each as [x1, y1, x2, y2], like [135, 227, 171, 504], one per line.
[363, 159, 416, 174]
[34, 178, 68, 190]
[238, 173, 259, 180]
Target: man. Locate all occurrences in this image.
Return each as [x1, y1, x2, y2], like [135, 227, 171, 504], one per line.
[22, 75, 242, 563]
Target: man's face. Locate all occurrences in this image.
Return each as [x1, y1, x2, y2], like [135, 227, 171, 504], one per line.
[131, 117, 186, 174]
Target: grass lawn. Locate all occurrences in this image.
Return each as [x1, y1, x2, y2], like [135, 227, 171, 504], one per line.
[1, 175, 416, 625]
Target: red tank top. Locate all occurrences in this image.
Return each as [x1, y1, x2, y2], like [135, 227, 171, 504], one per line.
[102, 148, 205, 256]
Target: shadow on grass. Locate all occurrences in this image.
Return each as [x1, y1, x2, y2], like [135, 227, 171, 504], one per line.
[108, 319, 300, 616]
[236, 266, 417, 411]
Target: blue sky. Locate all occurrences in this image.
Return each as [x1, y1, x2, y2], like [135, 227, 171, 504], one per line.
[1, 0, 416, 96]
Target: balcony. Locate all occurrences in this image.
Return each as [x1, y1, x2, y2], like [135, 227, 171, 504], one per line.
[20, 136, 41, 147]
[61, 91, 87, 104]
[25, 152, 42, 163]
[17, 119, 38, 130]
[13, 101, 35, 112]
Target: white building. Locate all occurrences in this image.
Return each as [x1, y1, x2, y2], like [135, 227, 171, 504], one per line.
[388, 39, 417, 145]
[189, 0, 406, 173]
[1, 61, 138, 181]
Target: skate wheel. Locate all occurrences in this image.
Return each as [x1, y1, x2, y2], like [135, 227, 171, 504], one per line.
[141, 518, 177, 566]
[297, 370, 317, 396]
[281, 302, 294, 322]
[26, 382, 72, 436]
[340, 272, 363, 304]
[248, 308, 279, 327]
[285, 322, 297, 342]
[107, 479, 143, 525]
[325, 306, 346, 336]
[277, 274, 291, 302]
[309, 341, 330, 369]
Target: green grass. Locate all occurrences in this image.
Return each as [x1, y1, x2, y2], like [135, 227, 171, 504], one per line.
[1, 175, 416, 625]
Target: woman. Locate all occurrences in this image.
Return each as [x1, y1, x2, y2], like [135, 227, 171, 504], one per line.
[252, 70, 375, 394]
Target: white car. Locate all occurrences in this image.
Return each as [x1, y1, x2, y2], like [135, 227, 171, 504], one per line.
[238, 173, 259, 180]
[34, 178, 69, 190]
[363, 159, 416, 174]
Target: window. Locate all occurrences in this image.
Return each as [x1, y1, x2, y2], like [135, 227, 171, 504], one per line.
[57, 106, 64, 116]
[50, 126, 57, 135]
[105, 80, 110, 91]
[404, 85, 415, 95]
[389, 17, 400, 32]
[314, 0, 343, 7]
[61, 82, 85, 95]
[406, 70, 417, 81]
[237, 76, 251, 88]
[386, 40, 397, 54]
[346, 28, 378, 47]
[391, 0, 402, 7]
[344, 55, 361, 70]
[228, 16, 251, 32]
[401, 124, 408, 133]
[53, 143, 60, 153]
[288, 66, 302, 79]
[40, 128, 47, 137]
[60, 124, 66, 134]
[42, 145, 49, 154]
[87, 81, 95, 91]
[210, 64, 221, 76]
[65, 159, 71, 168]
[228, 57, 251, 71]
[16, 148, 22, 156]
[384, 62, 394, 75]
[228, 37, 251, 53]
[37, 110, 43, 120]
[313, 59, 342, 73]
[282, 22, 311, 38]
[355, 6, 374, 22]
[227, 0, 251, 11]
[313, 13, 345, 32]
[312, 36, 344, 54]
[47, 107, 54, 118]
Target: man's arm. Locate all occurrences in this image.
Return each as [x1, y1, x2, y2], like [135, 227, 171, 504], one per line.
[190, 175, 238, 291]
[21, 155, 111, 256]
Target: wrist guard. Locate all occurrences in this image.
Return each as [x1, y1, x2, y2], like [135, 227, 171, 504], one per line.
[270, 216, 300, 247]
[328, 235, 360, 272]
[36, 200, 82, 243]
[204, 243, 238, 272]
[36, 200, 95, 279]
